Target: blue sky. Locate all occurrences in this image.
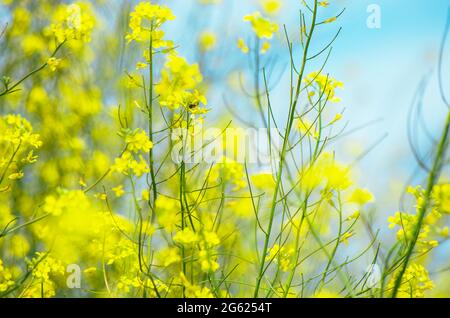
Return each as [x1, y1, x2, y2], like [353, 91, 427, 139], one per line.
[164, 0, 450, 216]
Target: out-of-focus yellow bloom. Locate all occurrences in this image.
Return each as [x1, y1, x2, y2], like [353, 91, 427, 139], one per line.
[301, 152, 352, 191]
[174, 228, 198, 245]
[388, 264, 434, 298]
[156, 195, 180, 232]
[0, 259, 15, 293]
[237, 38, 249, 54]
[23, 252, 65, 298]
[112, 185, 125, 197]
[297, 117, 318, 138]
[179, 273, 213, 298]
[260, 0, 282, 15]
[260, 41, 271, 54]
[47, 57, 62, 72]
[265, 244, 294, 272]
[348, 188, 374, 205]
[315, 289, 341, 298]
[49, 3, 95, 43]
[198, 31, 217, 52]
[156, 247, 181, 267]
[251, 172, 275, 189]
[339, 231, 354, 245]
[199, 249, 220, 272]
[243, 11, 278, 39]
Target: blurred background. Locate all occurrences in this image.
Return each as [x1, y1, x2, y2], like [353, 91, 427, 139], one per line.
[1, 0, 449, 295]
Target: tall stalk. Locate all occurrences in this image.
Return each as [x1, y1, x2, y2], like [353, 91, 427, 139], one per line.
[391, 110, 450, 297]
[254, 0, 318, 298]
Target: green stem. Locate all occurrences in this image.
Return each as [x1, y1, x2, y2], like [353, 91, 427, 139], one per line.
[254, 0, 318, 298]
[391, 110, 450, 297]
[0, 41, 65, 97]
[148, 30, 158, 222]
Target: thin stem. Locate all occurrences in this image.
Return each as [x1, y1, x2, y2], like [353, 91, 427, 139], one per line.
[254, 0, 318, 298]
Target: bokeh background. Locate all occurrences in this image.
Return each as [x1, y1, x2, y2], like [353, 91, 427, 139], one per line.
[1, 0, 449, 296]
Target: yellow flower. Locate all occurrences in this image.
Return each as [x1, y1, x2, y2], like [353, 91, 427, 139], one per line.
[339, 231, 354, 245]
[156, 195, 180, 232]
[198, 30, 217, 52]
[203, 231, 220, 247]
[265, 244, 294, 272]
[348, 188, 374, 205]
[125, 129, 153, 153]
[251, 172, 275, 189]
[112, 185, 125, 198]
[179, 273, 214, 298]
[49, 3, 95, 43]
[157, 247, 181, 267]
[315, 289, 341, 298]
[304, 71, 343, 103]
[47, 57, 62, 72]
[0, 259, 15, 293]
[141, 189, 150, 201]
[260, 0, 282, 15]
[329, 113, 343, 125]
[297, 117, 318, 138]
[173, 228, 198, 245]
[199, 249, 220, 272]
[432, 183, 450, 214]
[389, 264, 434, 298]
[155, 53, 206, 111]
[346, 210, 360, 221]
[112, 152, 149, 177]
[237, 38, 249, 54]
[260, 41, 271, 54]
[126, 1, 175, 47]
[243, 12, 278, 39]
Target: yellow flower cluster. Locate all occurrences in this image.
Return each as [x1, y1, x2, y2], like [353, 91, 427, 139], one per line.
[0, 259, 14, 293]
[388, 263, 434, 298]
[0, 114, 41, 187]
[388, 184, 450, 252]
[266, 244, 294, 272]
[301, 152, 352, 191]
[49, 3, 95, 43]
[208, 157, 246, 191]
[179, 273, 214, 298]
[43, 189, 91, 216]
[239, 11, 278, 55]
[431, 183, 450, 215]
[243, 12, 278, 39]
[112, 129, 153, 177]
[24, 252, 65, 298]
[155, 53, 207, 113]
[304, 71, 344, 103]
[126, 1, 175, 47]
